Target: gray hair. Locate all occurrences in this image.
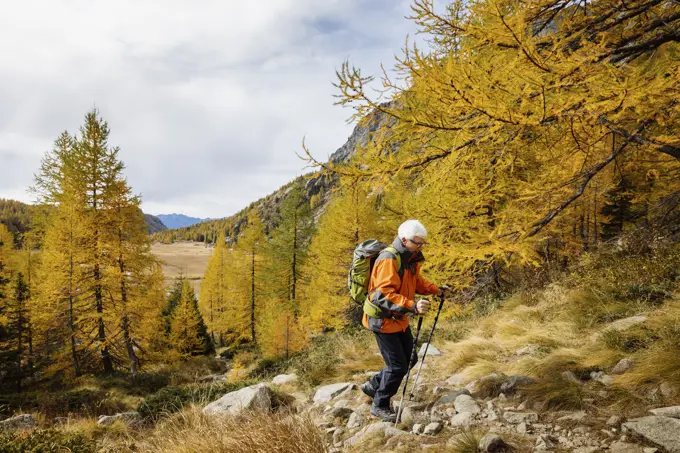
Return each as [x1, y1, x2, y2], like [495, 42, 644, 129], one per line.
[398, 219, 427, 240]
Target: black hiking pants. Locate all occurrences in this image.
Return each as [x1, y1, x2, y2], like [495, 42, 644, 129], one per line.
[369, 328, 418, 408]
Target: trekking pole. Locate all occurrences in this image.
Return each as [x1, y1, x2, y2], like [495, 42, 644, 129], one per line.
[394, 314, 424, 427]
[408, 294, 446, 400]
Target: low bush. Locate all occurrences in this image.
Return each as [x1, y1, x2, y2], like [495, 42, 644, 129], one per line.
[0, 429, 97, 453]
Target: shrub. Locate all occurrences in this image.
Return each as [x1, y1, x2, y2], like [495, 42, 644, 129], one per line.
[0, 429, 96, 453]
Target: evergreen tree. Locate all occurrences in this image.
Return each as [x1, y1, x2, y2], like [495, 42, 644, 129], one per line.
[233, 212, 267, 344]
[168, 280, 212, 356]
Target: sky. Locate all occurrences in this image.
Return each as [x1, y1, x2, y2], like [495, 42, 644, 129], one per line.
[0, 0, 422, 219]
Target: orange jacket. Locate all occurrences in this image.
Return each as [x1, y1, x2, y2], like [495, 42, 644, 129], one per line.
[362, 238, 440, 333]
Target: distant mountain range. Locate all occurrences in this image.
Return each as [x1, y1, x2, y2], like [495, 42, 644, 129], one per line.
[156, 214, 211, 230]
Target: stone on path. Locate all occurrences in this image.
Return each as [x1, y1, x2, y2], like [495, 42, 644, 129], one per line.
[418, 343, 441, 357]
[313, 383, 355, 404]
[344, 422, 391, 447]
[478, 433, 506, 452]
[623, 416, 680, 453]
[203, 383, 272, 415]
[503, 411, 538, 424]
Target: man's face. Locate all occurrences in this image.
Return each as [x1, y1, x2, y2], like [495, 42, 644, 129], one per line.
[401, 235, 427, 252]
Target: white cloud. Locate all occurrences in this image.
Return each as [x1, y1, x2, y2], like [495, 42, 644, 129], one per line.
[0, 0, 419, 218]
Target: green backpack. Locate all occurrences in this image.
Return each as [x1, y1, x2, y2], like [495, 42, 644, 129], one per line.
[348, 240, 402, 319]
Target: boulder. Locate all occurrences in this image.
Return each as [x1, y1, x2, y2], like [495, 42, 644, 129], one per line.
[432, 389, 471, 408]
[500, 375, 535, 395]
[590, 371, 614, 386]
[412, 423, 424, 434]
[272, 373, 298, 385]
[503, 411, 538, 424]
[535, 434, 557, 450]
[313, 383, 355, 404]
[0, 414, 36, 430]
[557, 411, 588, 422]
[649, 406, 680, 418]
[478, 433, 506, 452]
[450, 411, 478, 427]
[454, 394, 481, 414]
[344, 421, 391, 447]
[418, 343, 441, 357]
[623, 416, 680, 453]
[423, 422, 443, 435]
[347, 412, 364, 429]
[611, 359, 634, 375]
[97, 411, 140, 427]
[329, 407, 354, 419]
[203, 383, 272, 415]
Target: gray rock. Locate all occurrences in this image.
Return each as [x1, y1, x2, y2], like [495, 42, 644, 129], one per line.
[649, 406, 680, 418]
[313, 383, 355, 404]
[623, 415, 680, 453]
[557, 411, 587, 422]
[423, 422, 443, 435]
[412, 423, 424, 434]
[643, 448, 659, 453]
[272, 373, 298, 385]
[418, 343, 441, 357]
[385, 427, 410, 438]
[504, 411, 538, 424]
[96, 411, 140, 427]
[197, 373, 227, 383]
[478, 433, 506, 452]
[432, 389, 471, 408]
[535, 434, 557, 450]
[329, 407, 354, 419]
[203, 383, 272, 415]
[0, 414, 36, 430]
[500, 375, 535, 395]
[517, 422, 529, 434]
[611, 359, 634, 375]
[591, 371, 614, 386]
[450, 411, 478, 427]
[347, 412, 364, 429]
[454, 394, 481, 414]
[609, 441, 645, 453]
[608, 415, 625, 426]
[344, 421, 392, 447]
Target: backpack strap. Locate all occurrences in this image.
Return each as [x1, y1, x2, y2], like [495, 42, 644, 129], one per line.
[382, 246, 404, 281]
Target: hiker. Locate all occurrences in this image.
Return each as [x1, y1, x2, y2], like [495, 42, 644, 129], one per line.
[361, 219, 451, 421]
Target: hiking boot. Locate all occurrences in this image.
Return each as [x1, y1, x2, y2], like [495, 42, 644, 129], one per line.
[361, 381, 376, 398]
[370, 405, 396, 422]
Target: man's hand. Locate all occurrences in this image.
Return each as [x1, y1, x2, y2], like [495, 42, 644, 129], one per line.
[415, 299, 431, 315]
[438, 284, 453, 297]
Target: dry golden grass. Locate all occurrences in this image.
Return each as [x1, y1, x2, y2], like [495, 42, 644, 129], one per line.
[151, 241, 213, 293]
[136, 407, 327, 453]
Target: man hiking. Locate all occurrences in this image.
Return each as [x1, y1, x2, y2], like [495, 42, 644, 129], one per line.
[361, 219, 450, 422]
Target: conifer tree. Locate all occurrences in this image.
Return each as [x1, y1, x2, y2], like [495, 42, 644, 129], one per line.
[233, 212, 267, 344]
[168, 280, 212, 356]
[298, 184, 390, 331]
[200, 232, 228, 340]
